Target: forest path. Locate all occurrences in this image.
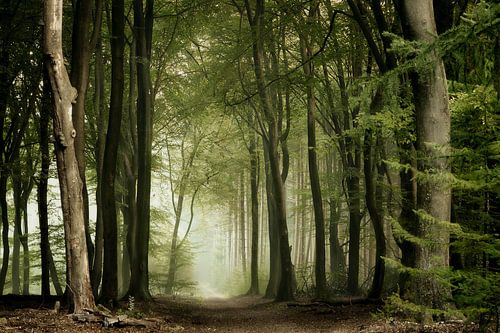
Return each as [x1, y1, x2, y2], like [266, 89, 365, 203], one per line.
[147, 295, 381, 332]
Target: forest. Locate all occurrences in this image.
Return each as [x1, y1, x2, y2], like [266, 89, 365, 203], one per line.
[0, 0, 498, 332]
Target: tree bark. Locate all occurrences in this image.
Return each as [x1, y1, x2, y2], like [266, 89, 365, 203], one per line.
[244, 0, 294, 301]
[12, 215, 20, 294]
[70, 0, 96, 267]
[299, 9, 327, 297]
[100, 0, 124, 304]
[39, 68, 51, 298]
[239, 172, 247, 275]
[91, 35, 105, 297]
[247, 131, 260, 295]
[326, 151, 346, 285]
[400, 0, 451, 313]
[43, 0, 95, 312]
[128, 0, 153, 300]
[0, 175, 9, 295]
[263, 141, 281, 299]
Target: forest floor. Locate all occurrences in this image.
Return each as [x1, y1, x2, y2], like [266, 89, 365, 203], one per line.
[0, 294, 484, 332]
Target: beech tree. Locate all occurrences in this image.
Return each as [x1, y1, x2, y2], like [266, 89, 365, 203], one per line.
[43, 0, 95, 312]
[397, 0, 451, 310]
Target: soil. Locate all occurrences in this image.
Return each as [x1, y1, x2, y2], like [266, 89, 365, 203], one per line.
[0, 295, 483, 332]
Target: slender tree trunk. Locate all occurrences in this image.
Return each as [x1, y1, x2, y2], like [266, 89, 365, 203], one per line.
[263, 143, 280, 298]
[43, 0, 95, 312]
[0, 176, 9, 295]
[21, 195, 30, 295]
[123, 37, 137, 296]
[299, 22, 326, 298]
[123, 155, 138, 294]
[92, 35, 105, 296]
[100, 0, 124, 304]
[247, 132, 260, 295]
[39, 69, 51, 298]
[245, 0, 294, 301]
[70, 0, 96, 267]
[165, 193, 184, 294]
[326, 151, 346, 285]
[239, 172, 247, 275]
[128, 0, 153, 300]
[364, 87, 386, 299]
[12, 216, 20, 295]
[12, 174, 33, 295]
[48, 247, 63, 296]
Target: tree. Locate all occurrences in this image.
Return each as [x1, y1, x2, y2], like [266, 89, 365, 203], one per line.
[246, 126, 260, 295]
[70, 0, 100, 267]
[243, 0, 294, 301]
[43, 0, 95, 312]
[298, 1, 327, 298]
[397, 0, 452, 312]
[128, 0, 154, 300]
[100, 0, 125, 304]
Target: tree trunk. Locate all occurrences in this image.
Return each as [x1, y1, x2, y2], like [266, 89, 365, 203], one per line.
[400, 0, 451, 313]
[364, 87, 386, 300]
[326, 151, 346, 285]
[21, 194, 30, 295]
[239, 172, 247, 275]
[91, 35, 105, 297]
[0, 175, 9, 295]
[263, 142, 280, 299]
[247, 131, 260, 295]
[128, 0, 153, 300]
[12, 172, 33, 295]
[100, 0, 125, 304]
[70, 0, 96, 268]
[245, 0, 294, 301]
[48, 247, 63, 296]
[299, 19, 326, 298]
[122, 37, 137, 296]
[165, 193, 183, 294]
[39, 68, 52, 298]
[43, 0, 95, 312]
[12, 216, 20, 295]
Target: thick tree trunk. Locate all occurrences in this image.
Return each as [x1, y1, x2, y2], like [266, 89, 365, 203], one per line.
[43, 0, 95, 312]
[400, 0, 451, 313]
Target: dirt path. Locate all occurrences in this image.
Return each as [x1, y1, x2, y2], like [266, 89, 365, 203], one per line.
[146, 296, 381, 332]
